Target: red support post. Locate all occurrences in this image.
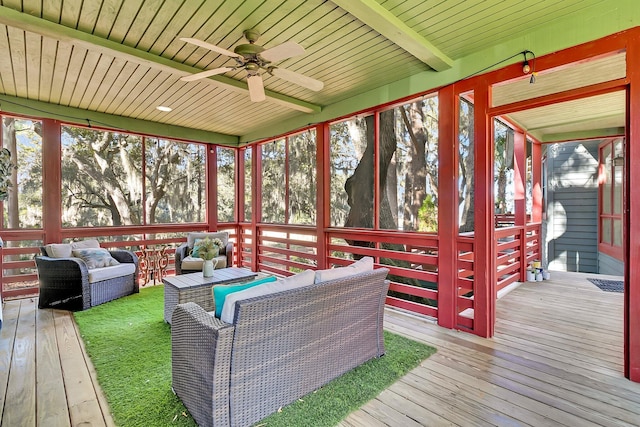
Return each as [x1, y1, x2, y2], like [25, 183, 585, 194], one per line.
[251, 145, 262, 272]
[473, 80, 496, 338]
[316, 124, 328, 270]
[42, 119, 62, 244]
[437, 85, 458, 329]
[625, 28, 640, 382]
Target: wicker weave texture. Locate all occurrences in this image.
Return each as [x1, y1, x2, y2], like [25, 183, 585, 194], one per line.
[36, 249, 139, 311]
[164, 282, 215, 324]
[170, 268, 389, 427]
[171, 303, 235, 427]
[90, 274, 137, 306]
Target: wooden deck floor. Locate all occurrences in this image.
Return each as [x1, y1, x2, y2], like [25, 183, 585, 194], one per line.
[2, 271, 639, 426]
[342, 271, 640, 427]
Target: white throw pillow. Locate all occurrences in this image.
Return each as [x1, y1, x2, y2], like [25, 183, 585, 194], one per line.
[71, 239, 101, 250]
[44, 243, 73, 258]
[314, 256, 374, 283]
[186, 232, 228, 249]
[220, 269, 315, 323]
[72, 248, 120, 270]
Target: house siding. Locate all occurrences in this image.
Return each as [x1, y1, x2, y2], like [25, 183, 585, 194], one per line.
[545, 141, 600, 273]
[598, 251, 624, 276]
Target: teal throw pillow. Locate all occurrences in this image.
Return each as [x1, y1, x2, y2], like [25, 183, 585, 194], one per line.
[191, 238, 203, 258]
[213, 275, 277, 318]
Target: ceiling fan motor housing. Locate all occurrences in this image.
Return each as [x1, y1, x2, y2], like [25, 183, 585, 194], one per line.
[234, 43, 265, 58]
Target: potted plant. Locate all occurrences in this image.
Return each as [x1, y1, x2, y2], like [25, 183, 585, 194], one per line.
[197, 237, 225, 277]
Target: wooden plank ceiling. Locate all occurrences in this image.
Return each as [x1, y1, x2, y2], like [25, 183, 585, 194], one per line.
[0, 0, 623, 142]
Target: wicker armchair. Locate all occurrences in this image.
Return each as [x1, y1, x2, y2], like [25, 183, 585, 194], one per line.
[36, 242, 139, 311]
[174, 232, 233, 275]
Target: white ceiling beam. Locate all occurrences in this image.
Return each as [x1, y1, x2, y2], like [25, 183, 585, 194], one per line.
[0, 6, 321, 113]
[331, 0, 453, 71]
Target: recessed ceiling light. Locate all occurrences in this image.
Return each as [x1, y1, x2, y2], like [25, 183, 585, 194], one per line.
[156, 105, 172, 112]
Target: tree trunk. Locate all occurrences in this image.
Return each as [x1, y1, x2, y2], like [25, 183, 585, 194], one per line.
[459, 102, 475, 233]
[400, 103, 427, 231]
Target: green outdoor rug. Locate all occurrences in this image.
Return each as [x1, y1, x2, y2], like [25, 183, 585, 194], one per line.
[74, 285, 436, 427]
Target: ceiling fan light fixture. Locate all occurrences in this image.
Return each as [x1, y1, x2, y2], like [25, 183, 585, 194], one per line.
[179, 30, 324, 102]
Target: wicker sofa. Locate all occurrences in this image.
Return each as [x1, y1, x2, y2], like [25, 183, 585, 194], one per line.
[171, 263, 389, 427]
[35, 240, 139, 310]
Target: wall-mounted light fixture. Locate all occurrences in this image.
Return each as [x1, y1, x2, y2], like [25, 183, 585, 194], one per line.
[522, 50, 537, 84]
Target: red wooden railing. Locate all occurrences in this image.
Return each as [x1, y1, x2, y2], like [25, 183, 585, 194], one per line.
[1, 220, 542, 338]
[0, 224, 240, 299]
[495, 222, 542, 294]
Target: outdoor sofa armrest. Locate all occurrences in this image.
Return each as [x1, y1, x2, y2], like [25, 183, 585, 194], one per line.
[35, 255, 91, 310]
[109, 249, 140, 292]
[224, 241, 233, 268]
[109, 249, 138, 265]
[171, 302, 235, 427]
[174, 243, 189, 275]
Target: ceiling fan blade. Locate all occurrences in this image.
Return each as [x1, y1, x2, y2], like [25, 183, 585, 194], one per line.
[180, 67, 234, 82]
[270, 68, 324, 91]
[261, 41, 305, 63]
[180, 37, 241, 58]
[247, 75, 266, 102]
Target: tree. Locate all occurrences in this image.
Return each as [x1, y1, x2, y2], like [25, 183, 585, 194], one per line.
[61, 127, 206, 227]
[458, 98, 475, 233]
[62, 127, 142, 227]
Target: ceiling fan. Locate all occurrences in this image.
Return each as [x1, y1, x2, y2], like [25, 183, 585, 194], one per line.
[180, 30, 324, 102]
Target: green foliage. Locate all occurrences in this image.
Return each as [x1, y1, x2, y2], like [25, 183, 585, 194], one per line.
[418, 194, 438, 232]
[2, 117, 43, 229]
[60, 127, 206, 227]
[0, 148, 16, 201]
[195, 237, 223, 260]
[217, 147, 236, 222]
[74, 285, 435, 427]
[260, 131, 317, 225]
[261, 138, 286, 223]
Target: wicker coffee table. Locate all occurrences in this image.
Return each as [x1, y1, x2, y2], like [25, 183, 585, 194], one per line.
[163, 267, 258, 324]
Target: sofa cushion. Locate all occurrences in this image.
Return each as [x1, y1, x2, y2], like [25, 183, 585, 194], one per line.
[72, 248, 120, 269]
[181, 255, 227, 271]
[71, 239, 101, 250]
[314, 256, 374, 283]
[44, 243, 73, 258]
[87, 263, 136, 284]
[212, 276, 277, 317]
[220, 269, 315, 323]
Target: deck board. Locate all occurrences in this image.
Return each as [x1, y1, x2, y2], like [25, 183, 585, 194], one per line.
[1, 270, 639, 426]
[36, 307, 71, 427]
[3, 299, 36, 427]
